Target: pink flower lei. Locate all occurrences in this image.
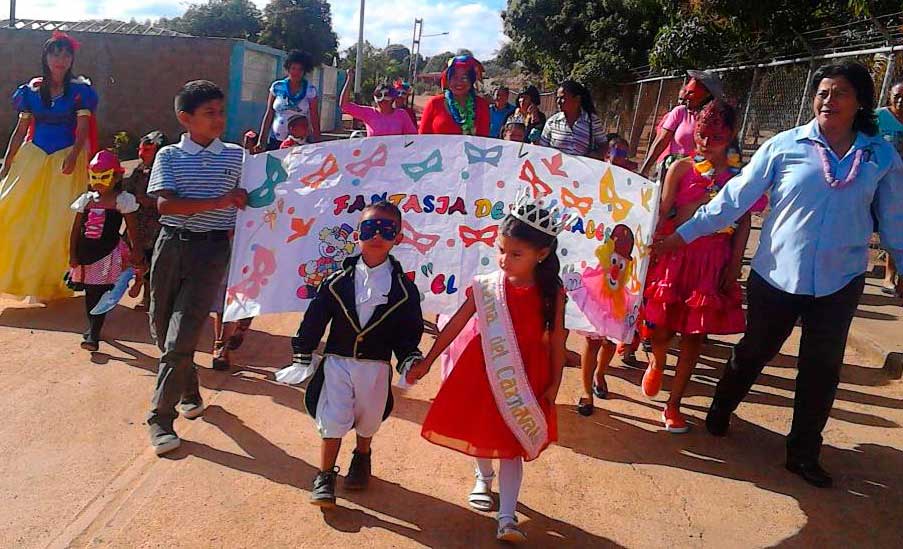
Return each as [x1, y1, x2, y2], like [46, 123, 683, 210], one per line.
[816, 142, 864, 189]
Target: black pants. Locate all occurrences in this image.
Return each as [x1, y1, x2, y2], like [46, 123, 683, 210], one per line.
[711, 271, 865, 464]
[84, 284, 114, 339]
[147, 227, 230, 431]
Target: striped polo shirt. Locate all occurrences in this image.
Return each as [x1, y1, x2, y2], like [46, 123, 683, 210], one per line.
[148, 134, 244, 232]
[539, 110, 605, 156]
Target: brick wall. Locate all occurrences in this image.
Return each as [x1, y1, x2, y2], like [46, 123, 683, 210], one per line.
[0, 29, 235, 153]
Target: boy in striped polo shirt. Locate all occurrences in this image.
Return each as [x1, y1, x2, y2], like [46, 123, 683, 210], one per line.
[146, 80, 248, 456]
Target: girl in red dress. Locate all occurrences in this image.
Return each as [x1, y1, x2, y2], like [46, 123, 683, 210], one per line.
[642, 101, 752, 433]
[418, 55, 490, 137]
[408, 191, 568, 544]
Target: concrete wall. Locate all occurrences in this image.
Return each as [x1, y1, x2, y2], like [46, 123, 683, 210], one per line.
[0, 29, 234, 152]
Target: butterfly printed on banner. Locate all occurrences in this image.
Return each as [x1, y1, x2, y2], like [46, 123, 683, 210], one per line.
[463, 142, 504, 167]
[286, 217, 315, 244]
[401, 149, 443, 182]
[599, 168, 633, 222]
[248, 154, 289, 208]
[226, 244, 277, 304]
[541, 153, 569, 177]
[346, 143, 388, 177]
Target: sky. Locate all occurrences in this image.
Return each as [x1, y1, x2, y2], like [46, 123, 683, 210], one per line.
[16, 0, 508, 60]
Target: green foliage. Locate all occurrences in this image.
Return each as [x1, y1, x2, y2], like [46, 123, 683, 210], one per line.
[260, 0, 339, 65]
[423, 51, 457, 73]
[158, 0, 263, 41]
[340, 42, 411, 99]
[649, 0, 903, 71]
[502, 0, 666, 86]
[385, 44, 412, 64]
[503, 0, 903, 83]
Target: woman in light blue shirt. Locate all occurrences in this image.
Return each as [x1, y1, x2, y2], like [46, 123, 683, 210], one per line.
[656, 63, 903, 488]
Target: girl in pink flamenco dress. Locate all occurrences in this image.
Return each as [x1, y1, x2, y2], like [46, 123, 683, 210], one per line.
[641, 100, 761, 434]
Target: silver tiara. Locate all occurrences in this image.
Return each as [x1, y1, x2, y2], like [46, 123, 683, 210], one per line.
[510, 186, 575, 237]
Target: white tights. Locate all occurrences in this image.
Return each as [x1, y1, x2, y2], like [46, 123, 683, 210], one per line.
[475, 457, 523, 523]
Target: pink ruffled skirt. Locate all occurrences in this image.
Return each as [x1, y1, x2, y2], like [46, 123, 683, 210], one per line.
[643, 233, 745, 335]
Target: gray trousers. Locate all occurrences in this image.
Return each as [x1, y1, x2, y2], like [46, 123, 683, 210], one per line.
[147, 226, 230, 431]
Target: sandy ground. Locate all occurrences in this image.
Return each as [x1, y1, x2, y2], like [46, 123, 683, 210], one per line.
[1, 270, 901, 548]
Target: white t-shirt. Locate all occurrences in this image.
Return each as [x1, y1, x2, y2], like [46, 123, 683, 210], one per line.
[270, 78, 318, 141]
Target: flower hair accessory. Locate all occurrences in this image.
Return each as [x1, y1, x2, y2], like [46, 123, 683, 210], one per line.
[510, 186, 575, 237]
[51, 31, 81, 52]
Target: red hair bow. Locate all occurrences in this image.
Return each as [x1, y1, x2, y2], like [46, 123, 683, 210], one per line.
[51, 31, 81, 52]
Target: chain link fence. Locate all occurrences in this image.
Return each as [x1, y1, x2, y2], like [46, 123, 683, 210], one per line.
[597, 47, 903, 162]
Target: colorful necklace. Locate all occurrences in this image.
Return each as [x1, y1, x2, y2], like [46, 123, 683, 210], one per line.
[815, 142, 863, 189]
[445, 90, 476, 135]
[693, 149, 742, 198]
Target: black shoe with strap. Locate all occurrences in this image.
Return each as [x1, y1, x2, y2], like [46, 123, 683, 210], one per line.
[310, 466, 339, 507]
[786, 461, 833, 488]
[344, 449, 372, 491]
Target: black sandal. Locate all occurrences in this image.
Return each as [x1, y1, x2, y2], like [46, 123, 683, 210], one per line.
[592, 379, 608, 399]
[577, 396, 594, 417]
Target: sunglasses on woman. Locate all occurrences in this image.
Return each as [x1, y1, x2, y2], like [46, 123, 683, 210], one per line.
[373, 90, 394, 102]
[359, 218, 399, 241]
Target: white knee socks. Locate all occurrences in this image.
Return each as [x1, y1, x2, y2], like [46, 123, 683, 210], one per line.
[473, 457, 524, 523]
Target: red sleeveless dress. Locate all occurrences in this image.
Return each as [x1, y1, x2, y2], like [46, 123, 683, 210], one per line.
[421, 281, 558, 461]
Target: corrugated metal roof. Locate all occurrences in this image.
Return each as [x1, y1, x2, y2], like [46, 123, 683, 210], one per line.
[1, 19, 191, 37]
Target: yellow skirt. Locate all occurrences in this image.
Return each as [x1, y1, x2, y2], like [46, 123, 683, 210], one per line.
[0, 142, 88, 300]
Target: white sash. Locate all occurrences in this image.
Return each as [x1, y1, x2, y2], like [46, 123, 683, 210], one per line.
[472, 271, 549, 460]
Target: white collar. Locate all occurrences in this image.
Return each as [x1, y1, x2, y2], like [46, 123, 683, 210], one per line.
[356, 258, 392, 276]
[177, 133, 225, 155]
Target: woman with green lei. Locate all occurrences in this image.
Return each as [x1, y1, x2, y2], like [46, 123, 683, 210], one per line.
[418, 54, 490, 137]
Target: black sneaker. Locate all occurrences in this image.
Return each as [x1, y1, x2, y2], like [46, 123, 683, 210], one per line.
[344, 450, 372, 491]
[179, 397, 205, 420]
[148, 423, 181, 456]
[705, 403, 731, 437]
[81, 332, 99, 352]
[310, 467, 339, 507]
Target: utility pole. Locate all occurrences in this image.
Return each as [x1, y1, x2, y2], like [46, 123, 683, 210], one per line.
[354, 0, 365, 97]
[408, 18, 423, 107]
[9, 0, 16, 27]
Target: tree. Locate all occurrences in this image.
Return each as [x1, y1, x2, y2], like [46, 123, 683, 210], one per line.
[260, 0, 339, 65]
[385, 44, 411, 64]
[340, 42, 411, 99]
[502, 0, 666, 85]
[158, 0, 263, 41]
[424, 51, 456, 73]
[648, 0, 903, 71]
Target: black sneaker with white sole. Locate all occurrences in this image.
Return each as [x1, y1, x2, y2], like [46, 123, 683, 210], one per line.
[148, 423, 181, 456]
[179, 398, 205, 420]
[310, 467, 339, 507]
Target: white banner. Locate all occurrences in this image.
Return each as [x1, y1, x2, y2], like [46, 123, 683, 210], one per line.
[224, 135, 660, 342]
